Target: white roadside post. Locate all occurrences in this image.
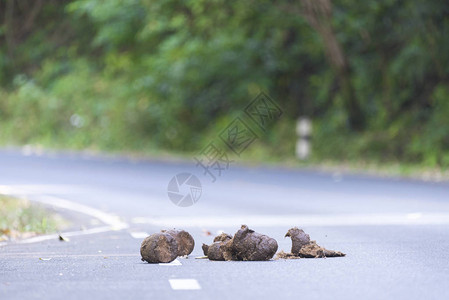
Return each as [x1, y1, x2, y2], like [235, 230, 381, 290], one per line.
[296, 117, 312, 160]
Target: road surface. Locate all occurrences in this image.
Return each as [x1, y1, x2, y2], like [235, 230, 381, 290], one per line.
[1, 148, 449, 299]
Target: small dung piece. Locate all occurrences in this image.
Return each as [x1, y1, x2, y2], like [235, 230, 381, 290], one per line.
[162, 229, 195, 256]
[140, 233, 178, 263]
[202, 233, 233, 261]
[285, 227, 310, 255]
[283, 227, 346, 258]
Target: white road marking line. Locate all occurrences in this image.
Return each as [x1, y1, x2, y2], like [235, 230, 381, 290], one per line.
[169, 279, 201, 290]
[130, 232, 149, 239]
[407, 212, 423, 219]
[131, 217, 149, 224]
[17, 226, 113, 245]
[0, 226, 116, 247]
[1, 253, 140, 258]
[131, 212, 449, 227]
[0, 185, 129, 246]
[159, 259, 182, 266]
[0, 186, 128, 230]
[0, 184, 84, 194]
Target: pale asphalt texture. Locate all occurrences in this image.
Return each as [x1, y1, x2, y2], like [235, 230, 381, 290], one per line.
[1, 149, 449, 299]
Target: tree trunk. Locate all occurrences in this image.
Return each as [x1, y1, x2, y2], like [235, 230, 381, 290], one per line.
[300, 0, 365, 130]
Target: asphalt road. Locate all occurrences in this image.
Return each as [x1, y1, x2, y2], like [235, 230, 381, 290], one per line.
[1, 148, 449, 300]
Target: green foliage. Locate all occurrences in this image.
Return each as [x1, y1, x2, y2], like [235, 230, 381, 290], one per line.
[0, 0, 448, 166]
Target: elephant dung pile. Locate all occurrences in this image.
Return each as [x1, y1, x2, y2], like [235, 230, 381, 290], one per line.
[140, 225, 346, 264]
[202, 225, 278, 261]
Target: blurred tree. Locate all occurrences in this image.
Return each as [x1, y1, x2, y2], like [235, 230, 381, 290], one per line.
[0, 0, 448, 165]
[300, 0, 364, 130]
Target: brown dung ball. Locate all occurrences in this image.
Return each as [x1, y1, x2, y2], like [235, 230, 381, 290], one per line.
[162, 229, 195, 256]
[231, 225, 278, 261]
[140, 233, 178, 263]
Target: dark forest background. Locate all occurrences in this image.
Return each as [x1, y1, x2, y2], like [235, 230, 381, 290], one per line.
[1, 0, 448, 167]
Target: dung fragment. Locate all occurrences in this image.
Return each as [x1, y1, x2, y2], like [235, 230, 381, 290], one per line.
[58, 235, 70, 242]
[299, 241, 345, 258]
[213, 233, 233, 242]
[140, 233, 178, 263]
[203, 225, 278, 261]
[285, 227, 310, 254]
[162, 229, 195, 256]
[202, 233, 233, 261]
[283, 227, 345, 258]
[275, 250, 300, 260]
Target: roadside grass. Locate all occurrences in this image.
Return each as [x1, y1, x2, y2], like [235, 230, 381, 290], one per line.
[0, 194, 65, 242]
